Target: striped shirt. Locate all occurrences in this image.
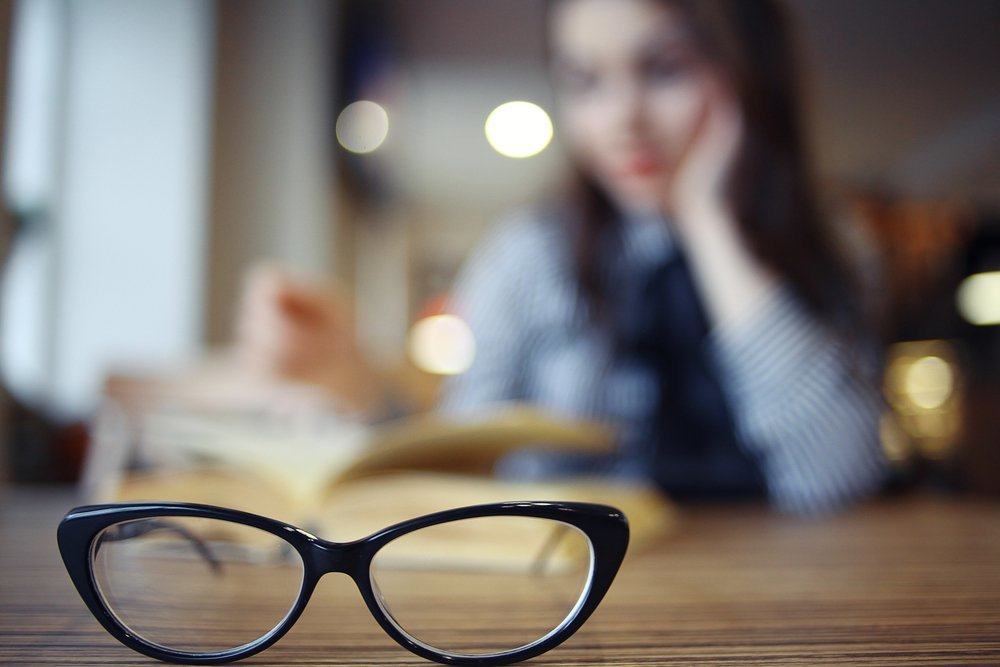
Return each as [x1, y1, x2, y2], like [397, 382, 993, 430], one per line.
[439, 205, 887, 514]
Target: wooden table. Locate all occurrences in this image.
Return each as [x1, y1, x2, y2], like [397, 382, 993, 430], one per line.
[2, 487, 999, 665]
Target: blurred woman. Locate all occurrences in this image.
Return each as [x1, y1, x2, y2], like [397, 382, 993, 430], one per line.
[239, 0, 886, 514]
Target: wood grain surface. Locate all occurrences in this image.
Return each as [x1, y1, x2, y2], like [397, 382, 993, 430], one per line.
[2, 487, 999, 665]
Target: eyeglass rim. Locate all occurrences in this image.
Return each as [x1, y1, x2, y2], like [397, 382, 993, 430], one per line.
[58, 500, 630, 666]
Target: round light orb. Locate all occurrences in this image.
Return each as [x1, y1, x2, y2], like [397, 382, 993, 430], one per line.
[336, 100, 389, 154]
[956, 271, 1000, 326]
[902, 355, 954, 411]
[407, 314, 476, 376]
[484, 101, 553, 158]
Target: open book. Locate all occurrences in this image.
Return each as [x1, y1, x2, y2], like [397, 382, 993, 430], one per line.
[96, 404, 675, 567]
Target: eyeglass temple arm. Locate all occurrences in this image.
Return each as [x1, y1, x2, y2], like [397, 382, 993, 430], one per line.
[530, 523, 572, 575]
[92, 518, 223, 574]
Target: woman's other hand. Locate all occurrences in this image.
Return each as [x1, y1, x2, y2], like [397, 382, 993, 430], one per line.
[235, 265, 381, 415]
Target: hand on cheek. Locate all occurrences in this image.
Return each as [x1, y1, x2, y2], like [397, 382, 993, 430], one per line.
[662, 82, 778, 332]
[666, 78, 743, 225]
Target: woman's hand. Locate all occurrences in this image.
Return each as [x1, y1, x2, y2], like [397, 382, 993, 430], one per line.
[235, 265, 382, 415]
[667, 80, 744, 224]
[663, 84, 778, 331]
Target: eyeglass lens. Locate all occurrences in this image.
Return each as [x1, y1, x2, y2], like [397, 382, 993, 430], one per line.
[370, 516, 593, 656]
[91, 516, 304, 654]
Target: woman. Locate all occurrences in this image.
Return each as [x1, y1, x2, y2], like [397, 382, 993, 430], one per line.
[239, 0, 887, 514]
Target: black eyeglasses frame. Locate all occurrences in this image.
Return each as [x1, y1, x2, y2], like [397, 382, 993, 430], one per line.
[58, 500, 629, 666]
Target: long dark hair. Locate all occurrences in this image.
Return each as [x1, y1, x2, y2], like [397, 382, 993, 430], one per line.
[544, 0, 862, 337]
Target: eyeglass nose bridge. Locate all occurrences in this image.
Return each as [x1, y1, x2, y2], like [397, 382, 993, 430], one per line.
[303, 538, 370, 580]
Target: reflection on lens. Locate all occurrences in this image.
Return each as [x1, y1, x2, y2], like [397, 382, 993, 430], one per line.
[370, 516, 592, 656]
[91, 517, 303, 654]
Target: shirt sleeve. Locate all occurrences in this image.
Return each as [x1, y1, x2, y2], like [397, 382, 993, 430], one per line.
[707, 284, 888, 514]
[436, 215, 535, 417]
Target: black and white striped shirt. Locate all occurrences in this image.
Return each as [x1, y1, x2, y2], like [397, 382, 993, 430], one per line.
[439, 206, 887, 514]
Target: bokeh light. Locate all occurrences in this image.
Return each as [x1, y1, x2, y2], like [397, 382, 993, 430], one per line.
[902, 355, 954, 410]
[484, 101, 553, 158]
[407, 314, 476, 376]
[883, 341, 963, 461]
[336, 100, 389, 154]
[956, 271, 1000, 326]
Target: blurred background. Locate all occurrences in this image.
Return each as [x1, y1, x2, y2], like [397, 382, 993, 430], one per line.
[0, 0, 998, 493]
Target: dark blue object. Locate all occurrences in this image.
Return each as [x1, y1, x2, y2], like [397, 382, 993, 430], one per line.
[616, 248, 767, 499]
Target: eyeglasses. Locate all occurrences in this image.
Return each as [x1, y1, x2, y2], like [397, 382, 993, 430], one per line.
[58, 501, 629, 665]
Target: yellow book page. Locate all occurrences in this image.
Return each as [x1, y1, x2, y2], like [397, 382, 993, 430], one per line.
[137, 404, 615, 510]
[339, 406, 615, 482]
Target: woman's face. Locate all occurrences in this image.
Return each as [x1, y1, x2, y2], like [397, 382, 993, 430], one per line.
[550, 0, 719, 214]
